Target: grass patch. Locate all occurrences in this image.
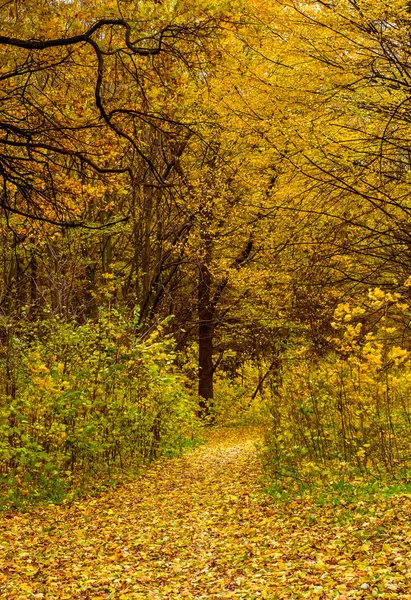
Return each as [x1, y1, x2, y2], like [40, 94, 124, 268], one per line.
[264, 459, 411, 519]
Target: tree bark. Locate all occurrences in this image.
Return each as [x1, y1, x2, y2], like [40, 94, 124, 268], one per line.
[198, 262, 214, 419]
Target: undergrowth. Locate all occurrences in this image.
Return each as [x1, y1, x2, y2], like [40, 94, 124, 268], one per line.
[0, 309, 201, 509]
[263, 287, 411, 512]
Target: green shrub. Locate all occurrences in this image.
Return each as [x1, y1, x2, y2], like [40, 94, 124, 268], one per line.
[0, 310, 199, 507]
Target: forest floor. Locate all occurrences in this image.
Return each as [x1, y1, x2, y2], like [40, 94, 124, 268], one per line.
[1, 427, 411, 599]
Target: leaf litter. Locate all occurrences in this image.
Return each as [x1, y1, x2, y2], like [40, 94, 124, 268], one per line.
[1, 427, 411, 599]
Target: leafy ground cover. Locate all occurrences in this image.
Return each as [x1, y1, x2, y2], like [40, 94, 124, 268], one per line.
[1, 427, 411, 599]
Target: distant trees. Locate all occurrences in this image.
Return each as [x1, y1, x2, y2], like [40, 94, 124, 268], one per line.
[8, 0, 411, 422]
[0, 0, 288, 418]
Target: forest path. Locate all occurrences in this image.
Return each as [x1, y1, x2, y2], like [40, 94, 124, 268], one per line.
[1, 426, 411, 599]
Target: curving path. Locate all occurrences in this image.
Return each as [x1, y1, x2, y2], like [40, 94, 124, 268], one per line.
[1, 427, 411, 599]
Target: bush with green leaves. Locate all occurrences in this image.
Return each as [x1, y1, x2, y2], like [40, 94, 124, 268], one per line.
[0, 310, 199, 506]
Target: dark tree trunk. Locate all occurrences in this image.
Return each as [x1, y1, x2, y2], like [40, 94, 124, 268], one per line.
[198, 262, 214, 419]
[196, 232, 253, 420]
[29, 246, 38, 319]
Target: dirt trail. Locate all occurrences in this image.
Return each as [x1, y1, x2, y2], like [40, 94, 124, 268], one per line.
[1, 427, 411, 599]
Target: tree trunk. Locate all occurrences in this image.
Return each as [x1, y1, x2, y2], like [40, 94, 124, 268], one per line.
[198, 262, 214, 419]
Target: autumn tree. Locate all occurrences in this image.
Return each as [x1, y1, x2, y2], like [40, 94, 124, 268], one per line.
[0, 0, 335, 423]
[1, 1, 220, 219]
[261, 1, 411, 296]
[0, 0, 220, 313]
